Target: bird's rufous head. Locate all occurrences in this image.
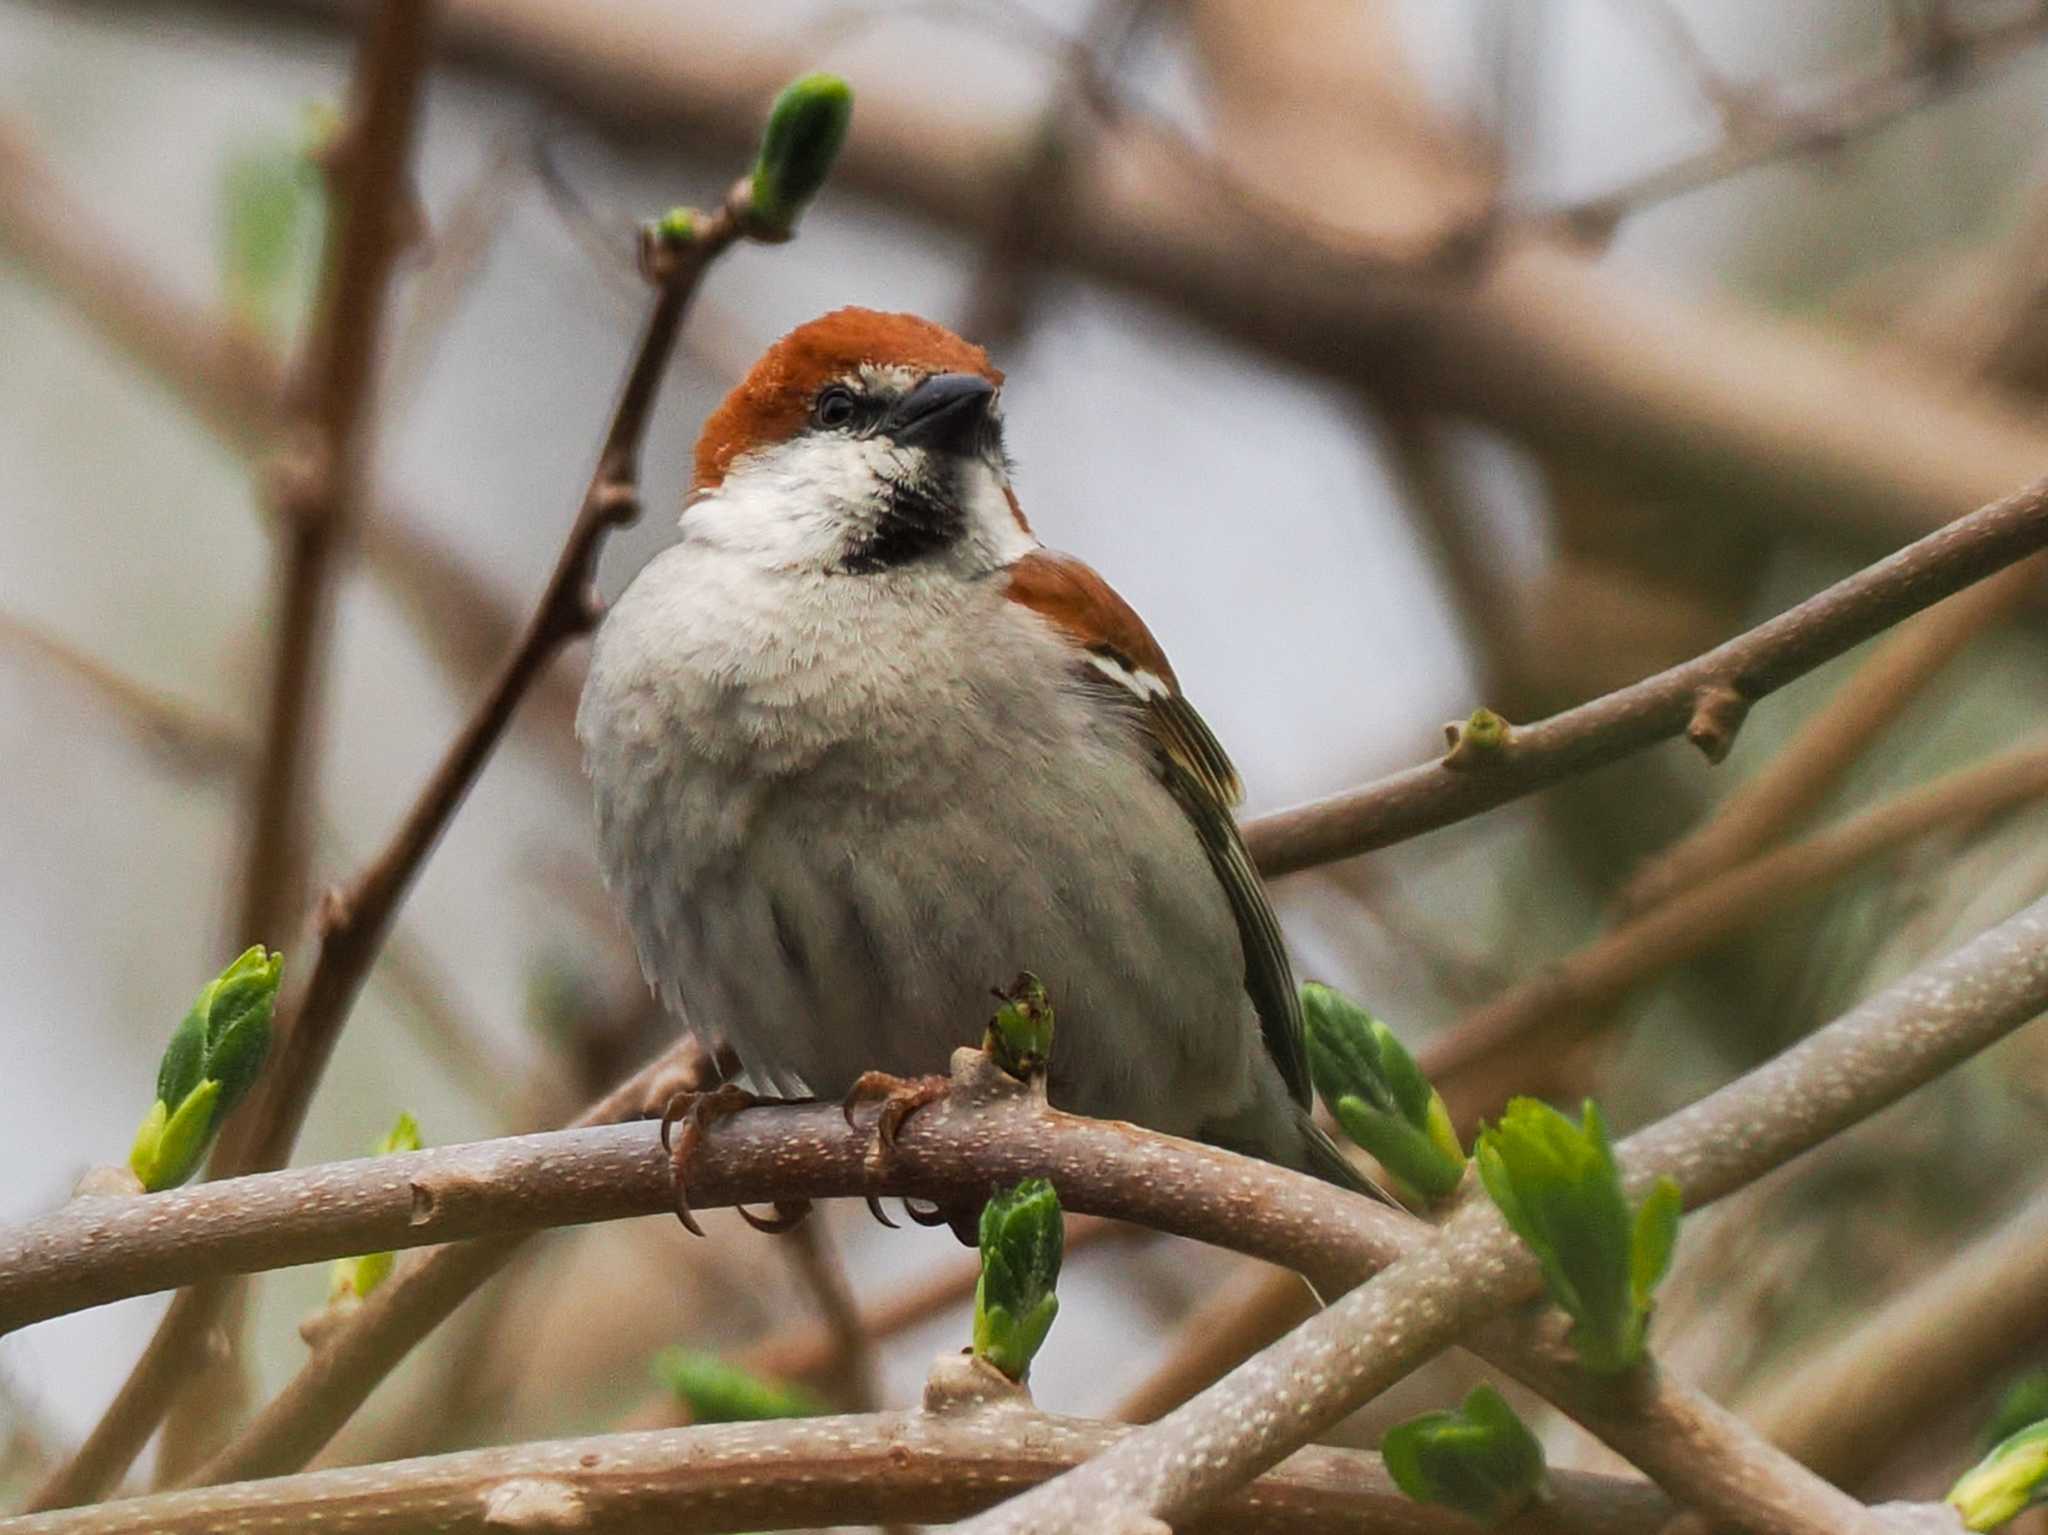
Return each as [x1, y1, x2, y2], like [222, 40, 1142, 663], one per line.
[687, 308, 1029, 575]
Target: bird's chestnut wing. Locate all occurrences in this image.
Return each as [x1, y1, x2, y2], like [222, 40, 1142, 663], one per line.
[1004, 550, 1311, 1109]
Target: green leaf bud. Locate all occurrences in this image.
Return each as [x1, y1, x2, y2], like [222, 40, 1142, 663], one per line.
[973, 1178, 1064, 1381]
[746, 73, 853, 237]
[985, 972, 1054, 1080]
[1383, 1383, 1547, 1527]
[1951, 1418, 2048, 1531]
[131, 1079, 222, 1192]
[650, 1348, 825, 1423]
[1303, 984, 1465, 1201]
[1475, 1098, 1680, 1375]
[328, 1112, 424, 1303]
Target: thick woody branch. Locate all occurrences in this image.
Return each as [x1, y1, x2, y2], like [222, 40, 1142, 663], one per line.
[1240, 476, 2048, 875]
[10, 893, 2048, 1530]
[950, 893, 2048, 1533]
[0, 1400, 1670, 1535]
[0, 1066, 1411, 1338]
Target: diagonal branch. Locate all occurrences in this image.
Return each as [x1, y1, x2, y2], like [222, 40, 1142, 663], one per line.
[1241, 475, 2048, 875]
[232, 0, 437, 945]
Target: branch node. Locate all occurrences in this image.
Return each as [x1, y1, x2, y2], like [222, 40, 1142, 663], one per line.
[922, 1349, 1033, 1416]
[1442, 707, 1515, 770]
[482, 1475, 589, 1530]
[1686, 682, 1751, 764]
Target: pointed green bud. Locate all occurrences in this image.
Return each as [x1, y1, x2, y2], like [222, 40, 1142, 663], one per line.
[1303, 984, 1465, 1202]
[985, 972, 1054, 1080]
[973, 1178, 1064, 1381]
[1383, 1384, 1547, 1527]
[745, 73, 853, 238]
[650, 1348, 825, 1423]
[1476, 1098, 1680, 1375]
[197, 945, 281, 1115]
[328, 1112, 424, 1303]
[154, 1007, 208, 1118]
[131, 1079, 222, 1192]
[1443, 706, 1513, 768]
[1951, 1418, 2048, 1531]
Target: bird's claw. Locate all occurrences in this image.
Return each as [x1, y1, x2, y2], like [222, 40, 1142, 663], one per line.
[840, 1070, 950, 1156]
[842, 1070, 952, 1231]
[660, 1082, 811, 1237]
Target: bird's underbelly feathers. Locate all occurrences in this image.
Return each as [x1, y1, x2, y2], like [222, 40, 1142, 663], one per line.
[579, 545, 1263, 1138]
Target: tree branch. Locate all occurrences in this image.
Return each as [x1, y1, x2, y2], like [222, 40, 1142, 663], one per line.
[949, 892, 2048, 1532]
[232, 0, 437, 945]
[1421, 736, 2048, 1123]
[0, 1399, 1671, 1535]
[1239, 475, 2048, 875]
[25, 103, 766, 1516]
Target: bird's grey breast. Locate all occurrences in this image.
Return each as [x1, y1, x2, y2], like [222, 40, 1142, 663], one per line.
[580, 544, 1256, 1133]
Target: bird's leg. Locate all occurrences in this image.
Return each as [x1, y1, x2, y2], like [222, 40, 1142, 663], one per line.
[841, 1070, 972, 1238]
[660, 1082, 813, 1237]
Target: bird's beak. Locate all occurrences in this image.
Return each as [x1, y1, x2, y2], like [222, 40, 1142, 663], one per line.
[881, 372, 995, 455]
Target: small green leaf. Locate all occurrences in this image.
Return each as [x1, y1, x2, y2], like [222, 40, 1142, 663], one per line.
[376, 1111, 422, 1158]
[328, 1112, 424, 1303]
[1951, 1418, 2048, 1531]
[1304, 984, 1465, 1202]
[746, 72, 853, 236]
[973, 1178, 1064, 1380]
[154, 1008, 207, 1116]
[984, 972, 1054, 1079]
[1476, 1098, 1677, 1375]
[650, 1348, 825, 1423]
[132, 1079, 222, 1192]
[1631, 1177, 1682, 1306]
[1383, 1383, 1547, 1527]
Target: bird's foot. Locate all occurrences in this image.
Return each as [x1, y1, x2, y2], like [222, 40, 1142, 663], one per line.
[659, 1082, 812, 1237]
[841, 1070, 952, 1231]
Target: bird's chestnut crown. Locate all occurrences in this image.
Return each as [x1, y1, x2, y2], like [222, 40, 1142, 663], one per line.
[693, 307, 1006, 492]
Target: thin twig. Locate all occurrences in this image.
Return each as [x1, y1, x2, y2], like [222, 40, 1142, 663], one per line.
[950, 892, 2048, 1532]
[232, 0, 437, 947]
[778, 1217, 883, 1414]
[1620, 557, 2045, 913]
[1240, 475, 2048, 876]
[1422, 736, 2048, 1124]
[0, 117, 588, 784]
[26, 101, 761, 1517]
[25, 1, 442, 1505]
[1553, 2, 2048, 239]
[0, 1402, 1671, 1535]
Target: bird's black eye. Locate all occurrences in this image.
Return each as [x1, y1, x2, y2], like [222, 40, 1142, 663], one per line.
[812, 385, 858, 430]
